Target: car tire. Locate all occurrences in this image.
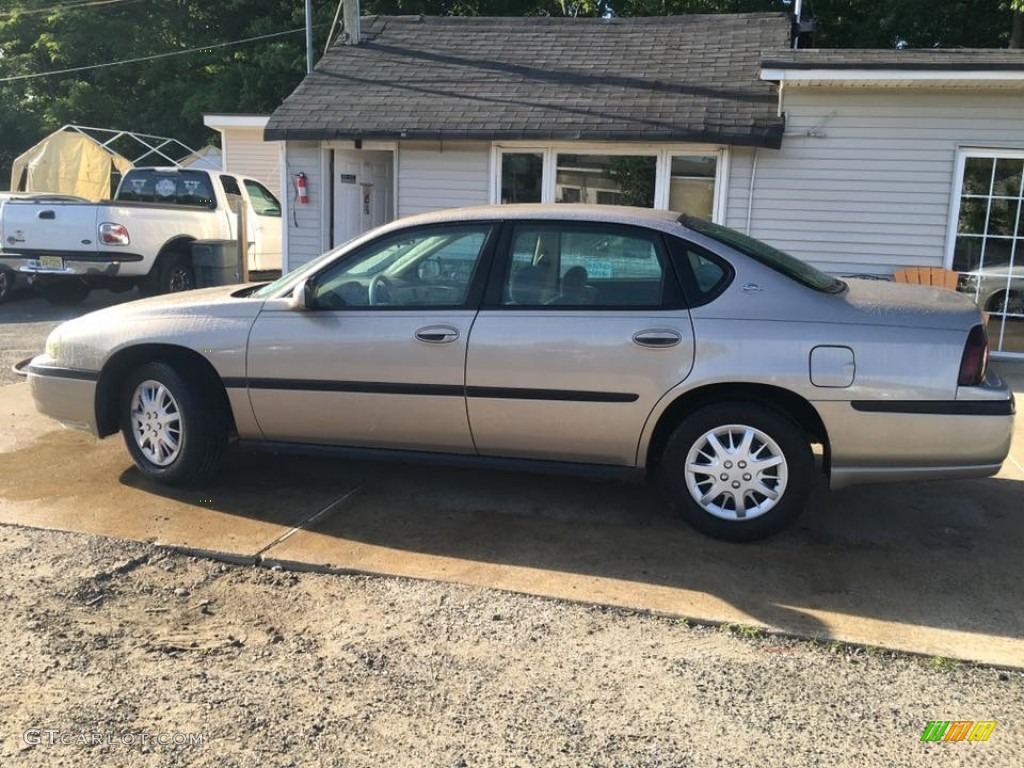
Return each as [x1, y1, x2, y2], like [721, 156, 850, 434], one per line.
[119, 362, 227, 486]
[660, 403, 814, 542]
[0, 269, 13, 304]
[141, 252, 195, 297]
[39, 278, 91, 306]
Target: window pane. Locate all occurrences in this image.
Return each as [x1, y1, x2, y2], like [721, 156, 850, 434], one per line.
[957, 196, 988, 235]
[503, 225, 665, 307]
[243, 180, 281, 217]
[312, 225, 490, 308]
[993, 158, 1023, 198]
[500, 153, 543, 204]
[962, 157, 993, 196]
[669, 155, 717, 219]
[953, 236, 984, 272]
[987, 198, 1019, 237]
[555, 154, 655, 208]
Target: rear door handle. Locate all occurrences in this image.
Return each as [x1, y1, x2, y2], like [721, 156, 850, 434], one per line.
[632, 329, 682, 348]
[38, 210, 55, 220]
[415, 325, 460, 344]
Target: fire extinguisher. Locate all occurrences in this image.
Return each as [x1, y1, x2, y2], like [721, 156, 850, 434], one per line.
[295, 172, 309, 205]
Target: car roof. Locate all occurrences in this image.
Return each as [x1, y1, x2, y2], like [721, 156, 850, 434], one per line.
[384, 203, 683, 231]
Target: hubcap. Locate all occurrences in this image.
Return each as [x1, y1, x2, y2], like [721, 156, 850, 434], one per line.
[168, 267, 194, 292]
[130, 380, 182, 467]
[684, 424, 788, 521]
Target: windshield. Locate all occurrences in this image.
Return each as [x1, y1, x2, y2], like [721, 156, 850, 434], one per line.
[251, 245, 345, 298]
[680, 216, 845, 294]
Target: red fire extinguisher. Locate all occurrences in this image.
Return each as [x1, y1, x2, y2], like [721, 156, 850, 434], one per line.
[295, 172, 309, 205]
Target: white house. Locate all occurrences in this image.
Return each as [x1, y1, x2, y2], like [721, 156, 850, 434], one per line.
[265, 14, 1024, 356]
[203, 114, 282, 200]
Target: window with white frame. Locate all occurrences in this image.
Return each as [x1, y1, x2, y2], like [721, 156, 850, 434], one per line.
[950, 150, 1024, 355]
[495, 146, 723, 221]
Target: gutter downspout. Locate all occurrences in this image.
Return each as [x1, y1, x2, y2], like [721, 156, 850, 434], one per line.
[746, 147, 759, 236]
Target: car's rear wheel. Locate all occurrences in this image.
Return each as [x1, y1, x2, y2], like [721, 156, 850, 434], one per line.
[119, 362, 226, 486]
[661, 404, 813, 542]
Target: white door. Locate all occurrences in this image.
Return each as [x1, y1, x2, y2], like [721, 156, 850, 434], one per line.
[333, 150, 393, 247]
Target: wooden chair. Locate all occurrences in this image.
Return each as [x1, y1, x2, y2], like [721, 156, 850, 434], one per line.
[892, 267, 960, 290]
[894, 266, 990, 325]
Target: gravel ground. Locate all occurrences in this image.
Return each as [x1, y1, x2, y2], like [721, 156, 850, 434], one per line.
[0, 525, 1019, 768]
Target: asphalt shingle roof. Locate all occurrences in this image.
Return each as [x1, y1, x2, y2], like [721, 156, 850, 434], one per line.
[762, 48, 1024, 71]
[265, 14, 791, 149]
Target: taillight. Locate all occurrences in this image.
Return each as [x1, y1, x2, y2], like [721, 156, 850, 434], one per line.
[99, 222, 130, 246]
[957, 324, 989, 387]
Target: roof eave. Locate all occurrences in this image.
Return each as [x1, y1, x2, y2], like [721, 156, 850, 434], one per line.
[263, 127, 784, 150]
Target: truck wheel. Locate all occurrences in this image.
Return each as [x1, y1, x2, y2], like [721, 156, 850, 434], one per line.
[0, 270, 13, 304]
[119, 361, 227, 486]
[39, 279, 91, 306]
[142, 253, 195, 297]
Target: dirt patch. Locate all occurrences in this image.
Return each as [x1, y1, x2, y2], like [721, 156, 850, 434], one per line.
[0, 525, 1019, 767]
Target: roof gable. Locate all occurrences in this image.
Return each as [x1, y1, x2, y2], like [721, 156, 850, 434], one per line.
[266, 13, 791, 149]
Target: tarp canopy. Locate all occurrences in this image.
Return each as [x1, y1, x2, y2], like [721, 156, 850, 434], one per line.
[11, 130, 134, 201]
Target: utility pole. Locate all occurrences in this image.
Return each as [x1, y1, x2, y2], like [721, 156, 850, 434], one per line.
[305, 0, 315, 73]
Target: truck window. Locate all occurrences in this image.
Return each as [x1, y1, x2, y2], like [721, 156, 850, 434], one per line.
[117, 170, 216, 209]
[243, 180, 282, 218]
[220, 175, 243, 214]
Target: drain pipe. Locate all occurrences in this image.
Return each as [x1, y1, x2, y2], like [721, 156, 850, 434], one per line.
[746, 147, 759, 236]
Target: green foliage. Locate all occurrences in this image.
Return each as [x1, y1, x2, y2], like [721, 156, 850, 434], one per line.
[1, 0, 1020, 188]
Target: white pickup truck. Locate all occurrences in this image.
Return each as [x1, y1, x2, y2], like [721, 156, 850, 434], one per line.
[0, 167, 282, 304]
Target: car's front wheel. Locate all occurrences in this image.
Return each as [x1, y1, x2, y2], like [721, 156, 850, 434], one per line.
[119, 362, 226, 486]
[661, 404, 814, 542]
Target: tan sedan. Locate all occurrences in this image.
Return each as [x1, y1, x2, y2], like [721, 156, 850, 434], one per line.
[20, 206, 1015, 541]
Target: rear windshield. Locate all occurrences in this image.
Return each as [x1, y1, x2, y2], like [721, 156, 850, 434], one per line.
[679, 216, 845, 294]
[116, 170, 216, 209]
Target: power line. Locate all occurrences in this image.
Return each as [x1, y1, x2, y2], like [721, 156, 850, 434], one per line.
[0, 0, 149, 18]
[0, 27, 307, 83]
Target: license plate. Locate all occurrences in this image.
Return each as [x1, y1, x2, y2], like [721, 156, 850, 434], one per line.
[39, 256, 64, 270]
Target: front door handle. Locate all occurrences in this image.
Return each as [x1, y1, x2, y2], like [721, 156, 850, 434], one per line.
[38, 210, 55, 220]
[632, 329, 682, 348]
[415, 325, 460, 344]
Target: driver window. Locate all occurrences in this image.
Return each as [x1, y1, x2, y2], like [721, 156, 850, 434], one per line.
[310, 224, 491, 309]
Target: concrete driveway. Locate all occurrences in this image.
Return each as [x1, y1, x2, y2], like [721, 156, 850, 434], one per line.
[1, 363, 1022, 667]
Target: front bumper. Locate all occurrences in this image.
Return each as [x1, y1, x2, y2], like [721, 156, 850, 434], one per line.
[23, 355, 100, 435]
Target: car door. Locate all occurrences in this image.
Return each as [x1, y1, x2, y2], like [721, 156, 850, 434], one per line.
[246, 222, 497, 453]
[466, 220, 696, 466]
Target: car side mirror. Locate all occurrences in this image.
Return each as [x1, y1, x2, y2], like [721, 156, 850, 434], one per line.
[289, 277, 317, 310]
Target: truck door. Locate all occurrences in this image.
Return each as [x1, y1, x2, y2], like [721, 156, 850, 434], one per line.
[241, 179, 282, 272]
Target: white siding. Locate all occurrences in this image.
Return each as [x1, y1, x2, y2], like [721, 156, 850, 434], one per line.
[283, 142, 325, 270]
[736, 88, 1024, 276]
[397, 141, 490, 218]
[222, 127, 282, 199]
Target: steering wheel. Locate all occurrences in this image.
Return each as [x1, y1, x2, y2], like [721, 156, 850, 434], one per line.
[368, 274, 393, 306]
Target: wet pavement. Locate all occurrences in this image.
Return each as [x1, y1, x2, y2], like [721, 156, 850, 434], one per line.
[1, 365, 1022, 667]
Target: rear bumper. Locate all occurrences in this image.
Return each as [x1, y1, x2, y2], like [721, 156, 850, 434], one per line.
[0, 250, 144, 278]
[818, 384, 1015, 490]
[24, 356, 100, 436]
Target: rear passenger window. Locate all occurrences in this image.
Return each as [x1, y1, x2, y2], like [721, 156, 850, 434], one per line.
[501, 224, 668, 307]
[117, 170, 216, 208]
[670, 239, 732, 306]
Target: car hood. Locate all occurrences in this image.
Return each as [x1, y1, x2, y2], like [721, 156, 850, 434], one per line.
[74, 284, 266, 324]
[836, 278, 982, 330]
